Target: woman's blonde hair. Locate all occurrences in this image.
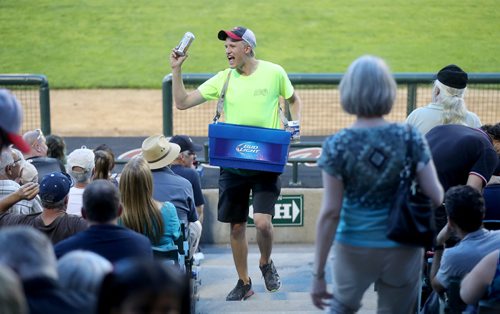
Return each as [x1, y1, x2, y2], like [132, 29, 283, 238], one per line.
[433, 80, 468, 125]
[119, 155, 164, 244]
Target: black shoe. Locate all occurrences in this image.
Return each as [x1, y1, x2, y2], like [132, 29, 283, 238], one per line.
[260, 260, 281, 292]
[226, 278, 254, 301]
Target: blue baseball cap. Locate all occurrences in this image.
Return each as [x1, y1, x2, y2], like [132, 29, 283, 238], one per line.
[39, 172, 73, 203]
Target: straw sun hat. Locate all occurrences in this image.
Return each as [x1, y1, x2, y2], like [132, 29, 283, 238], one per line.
[141, 135, 181, 170]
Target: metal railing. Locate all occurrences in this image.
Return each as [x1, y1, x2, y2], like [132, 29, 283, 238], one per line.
[0, 74, 51, 135]
[162, 72, 500, 137]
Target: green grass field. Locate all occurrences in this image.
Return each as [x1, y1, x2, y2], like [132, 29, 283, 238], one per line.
[1, 0, 499, 88]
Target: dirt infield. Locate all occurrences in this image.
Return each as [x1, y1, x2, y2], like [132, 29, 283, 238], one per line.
[50, 89, 163, 137]
[49, 88, 500, 137]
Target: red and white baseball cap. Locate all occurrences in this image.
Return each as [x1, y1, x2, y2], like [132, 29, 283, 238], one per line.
[0, 89, 30, 153]
[218, 26, 257, 49]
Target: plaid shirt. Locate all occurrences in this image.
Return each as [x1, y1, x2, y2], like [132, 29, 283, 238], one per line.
[0, 180, 43, 214]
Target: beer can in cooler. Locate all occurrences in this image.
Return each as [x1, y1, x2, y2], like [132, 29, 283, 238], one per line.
[288, 121, 301, 143]
[174, 32, 195, 56]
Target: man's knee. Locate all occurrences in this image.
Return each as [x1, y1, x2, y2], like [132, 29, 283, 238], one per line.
[230, 222, 246, 238]
[253, 214, 273, 234]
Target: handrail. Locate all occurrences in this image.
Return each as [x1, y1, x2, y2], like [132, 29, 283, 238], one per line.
[163, 72, 500, 85]
[0, 74, 51, 135]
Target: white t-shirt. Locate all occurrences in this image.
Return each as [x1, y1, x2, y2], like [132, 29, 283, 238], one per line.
[406, 103, 482, 135]
[66, 187, 85, 216]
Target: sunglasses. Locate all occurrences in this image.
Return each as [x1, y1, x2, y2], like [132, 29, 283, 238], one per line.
[182, 150, 196, 156]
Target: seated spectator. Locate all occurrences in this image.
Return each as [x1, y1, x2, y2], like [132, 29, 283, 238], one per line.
[0, 149, 42, 214]
[426, 124, 499, 233]
[93, 144, 119, 184]
[142, 135, 202, 256]
[460, 249, 500, 307]
[19, 161, 39, 185]
[22, 129, 65, 183]
[406, 64, 481, 135]
[431, 185, 500, 295]
[57, 250, 112, 293]
[0, 172, 88, 244]
[0, 264, 28, 314]
[169, 135, 206, 223]
[0, 226, 90, 314]
[119, 156, 181, 259]
[66, 147, 95, 216]
[7, 148, 24, 183]
[18, 161, 44, 213]
[55, 180, 153, 263]
[57, 250, 113, 313]
[93, 150, 117, 186]
[0, 89, 34, 212]
[46, 134, 67, 170]
[96, 258, 187, 314]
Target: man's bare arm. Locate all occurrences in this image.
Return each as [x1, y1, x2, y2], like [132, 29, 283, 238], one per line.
[170, 51, 206, 110]
[286, 92, 302, 122]
[0, 182, 39, 213]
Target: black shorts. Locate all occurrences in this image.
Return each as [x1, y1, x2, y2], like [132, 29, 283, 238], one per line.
[217, 168, 281, 223]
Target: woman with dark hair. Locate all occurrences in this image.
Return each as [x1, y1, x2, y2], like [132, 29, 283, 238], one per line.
[96, 258, 187, 314]
[93, 150, 117, 186]
[46, 134, 67, 169]
[311, 55, 444, 313]
[93, 144, 119, 185]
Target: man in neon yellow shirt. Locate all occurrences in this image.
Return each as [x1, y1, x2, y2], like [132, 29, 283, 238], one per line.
[170, 26, 302, 301]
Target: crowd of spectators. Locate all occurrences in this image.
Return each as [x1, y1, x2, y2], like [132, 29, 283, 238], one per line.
[0, 88, 198, 313]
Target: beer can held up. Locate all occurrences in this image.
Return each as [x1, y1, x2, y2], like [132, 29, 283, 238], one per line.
[174, 32, 195, 56]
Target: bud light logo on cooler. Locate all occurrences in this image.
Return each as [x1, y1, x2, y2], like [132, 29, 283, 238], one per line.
[236, 142, 261, 158]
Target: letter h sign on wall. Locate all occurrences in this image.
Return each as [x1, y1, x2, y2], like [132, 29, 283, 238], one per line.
[247, 195, 304, 227]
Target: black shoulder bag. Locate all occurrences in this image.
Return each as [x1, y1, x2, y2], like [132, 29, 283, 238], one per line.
[386, 125, 435, 247]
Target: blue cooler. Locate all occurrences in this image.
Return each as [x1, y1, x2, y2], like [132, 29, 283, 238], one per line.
[208, 122, 291, 173]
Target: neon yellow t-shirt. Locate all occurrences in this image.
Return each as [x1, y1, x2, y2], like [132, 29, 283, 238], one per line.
[198, 60, 294, 129]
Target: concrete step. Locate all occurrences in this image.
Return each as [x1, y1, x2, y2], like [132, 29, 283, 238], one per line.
[197, 298, 322, 313]
[194, 244, 377, 314]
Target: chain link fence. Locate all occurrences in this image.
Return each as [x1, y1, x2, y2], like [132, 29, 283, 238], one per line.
[163, 73, 500, 137]
[0, 75, 51, 135]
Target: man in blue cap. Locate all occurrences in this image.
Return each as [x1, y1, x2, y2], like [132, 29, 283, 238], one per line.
[0, 171, 88, 244]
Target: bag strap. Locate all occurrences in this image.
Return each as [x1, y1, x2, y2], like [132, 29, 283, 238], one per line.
[212, 70, 232, 123]
[401, 124, 422, 197]
[401, 125, 413, 181]
[211, 69, 290, 128]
